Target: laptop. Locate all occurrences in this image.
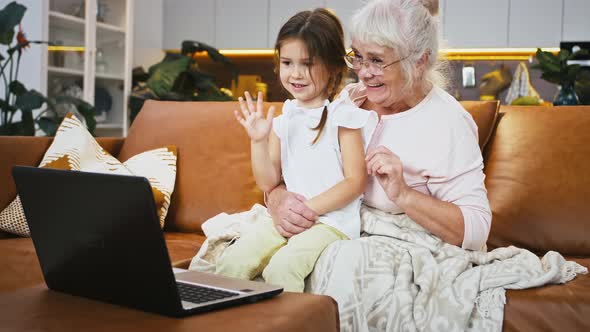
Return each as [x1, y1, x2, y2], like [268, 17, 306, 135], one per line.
[12, 166, 282, 317]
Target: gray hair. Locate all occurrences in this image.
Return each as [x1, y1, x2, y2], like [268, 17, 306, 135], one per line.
[351, 0, 448, 94]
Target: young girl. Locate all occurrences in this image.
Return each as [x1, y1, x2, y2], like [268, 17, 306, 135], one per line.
[215, 8, 377, 292]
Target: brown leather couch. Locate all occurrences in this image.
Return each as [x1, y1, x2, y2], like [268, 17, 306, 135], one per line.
[0, 100, 588, 331]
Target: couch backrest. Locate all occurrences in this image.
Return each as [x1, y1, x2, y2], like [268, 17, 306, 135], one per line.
[118, 100, 284, 233]
[120, 100, 499, 234]
[484, 106, 590, 256]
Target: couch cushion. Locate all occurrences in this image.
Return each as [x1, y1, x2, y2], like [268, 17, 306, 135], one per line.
[0, 233, 205, 293]
[119, 100, 284, 233]
[459, 100, 500, 151]
[0, 285, 339, 332]
[164, 232, 206, 267]
[484, 106, 590, 256]
[503, 258, 590, 332]
[0, 238, 43, 293]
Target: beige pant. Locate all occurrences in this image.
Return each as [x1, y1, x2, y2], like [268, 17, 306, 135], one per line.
[215, 213, 347, 292]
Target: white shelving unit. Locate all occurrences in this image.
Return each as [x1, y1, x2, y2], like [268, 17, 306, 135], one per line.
[45, 0, 134, 137]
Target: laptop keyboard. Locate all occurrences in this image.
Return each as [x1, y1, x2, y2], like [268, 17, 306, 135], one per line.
[177, 282, 240, 304]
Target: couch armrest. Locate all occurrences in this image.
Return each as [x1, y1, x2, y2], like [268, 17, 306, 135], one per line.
[0, 136, 54, 211]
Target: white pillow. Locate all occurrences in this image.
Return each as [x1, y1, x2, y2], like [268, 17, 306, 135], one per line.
[0, 114, 177, 236]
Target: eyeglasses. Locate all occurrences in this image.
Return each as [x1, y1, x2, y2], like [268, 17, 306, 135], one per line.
[343, 50, 409, 75]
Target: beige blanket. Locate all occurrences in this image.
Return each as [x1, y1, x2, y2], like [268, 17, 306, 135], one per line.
[190, 205, 588, 332]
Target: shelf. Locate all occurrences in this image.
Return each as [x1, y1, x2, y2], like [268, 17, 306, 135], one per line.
[97, 25, 126, 46]
[49, 11, 85, 31]
[48, 66, 84, 77]
[46, 0, 132, 138]
[96, 123, 123, 129]
[96, 72, 125, 81]
[97, 22, 126, 34]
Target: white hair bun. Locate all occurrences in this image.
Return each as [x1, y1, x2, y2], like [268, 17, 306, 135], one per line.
[421, 0, 439, 16]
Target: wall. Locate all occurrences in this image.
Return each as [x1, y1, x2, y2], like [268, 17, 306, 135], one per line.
[140, 0, 590, 103]
[0, 0, 44, 93]
[163, 0, 590, 50]
[133, 0, 164, 69]
[0, 0, 45, 125]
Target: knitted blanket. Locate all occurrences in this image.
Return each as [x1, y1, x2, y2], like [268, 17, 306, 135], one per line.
[189, 204, 588, 331]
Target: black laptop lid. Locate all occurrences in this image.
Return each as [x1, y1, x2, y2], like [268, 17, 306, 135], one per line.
[12, 166, 182, 316]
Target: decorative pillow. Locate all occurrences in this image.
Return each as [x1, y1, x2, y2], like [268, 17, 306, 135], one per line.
[459, 100, 500, 152]
[0, 114, 177, 236]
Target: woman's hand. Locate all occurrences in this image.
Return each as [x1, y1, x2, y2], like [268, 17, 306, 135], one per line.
[234, 91, 275, 142]
[267, 186, 317, 237]
[366, 145, 410, 205]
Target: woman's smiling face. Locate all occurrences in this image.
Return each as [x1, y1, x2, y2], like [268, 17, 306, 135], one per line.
[350, 39, 409, 108]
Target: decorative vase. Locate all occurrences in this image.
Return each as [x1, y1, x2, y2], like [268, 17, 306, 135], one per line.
[553, 84, 579, 105]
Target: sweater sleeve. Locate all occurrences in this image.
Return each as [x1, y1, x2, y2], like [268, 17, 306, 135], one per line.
[426, 114, 492, 251]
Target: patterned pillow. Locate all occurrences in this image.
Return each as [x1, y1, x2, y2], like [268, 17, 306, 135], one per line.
[0, 113, 177, 236]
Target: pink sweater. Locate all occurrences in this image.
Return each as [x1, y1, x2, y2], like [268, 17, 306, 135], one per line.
[345, 83, 492, 250]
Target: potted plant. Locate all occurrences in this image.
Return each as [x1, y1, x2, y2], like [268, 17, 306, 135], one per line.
[531, 48, 586, 106]
[128, 40, 237, 123]
[0, 1, 95, 136]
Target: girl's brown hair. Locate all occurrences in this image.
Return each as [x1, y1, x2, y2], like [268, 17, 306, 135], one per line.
[275, 8, 347, 144]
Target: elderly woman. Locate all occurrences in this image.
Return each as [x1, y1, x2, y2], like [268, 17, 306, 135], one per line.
[264, 0, 492, 329]
[267, 0, 490, 252]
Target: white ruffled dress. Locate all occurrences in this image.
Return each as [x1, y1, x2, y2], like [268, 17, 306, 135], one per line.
[272, 91, 378, 239]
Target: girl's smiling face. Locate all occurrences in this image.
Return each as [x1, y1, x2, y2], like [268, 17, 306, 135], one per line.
[279, 38, 330, 109]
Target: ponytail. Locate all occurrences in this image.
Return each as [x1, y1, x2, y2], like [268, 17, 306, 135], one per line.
[311, 105, 328, 145]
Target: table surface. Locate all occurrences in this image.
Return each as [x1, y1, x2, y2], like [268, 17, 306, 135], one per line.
[0, 285, 339, 332]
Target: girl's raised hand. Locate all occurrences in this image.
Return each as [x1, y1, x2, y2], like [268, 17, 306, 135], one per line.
[234, 91, 276, 142]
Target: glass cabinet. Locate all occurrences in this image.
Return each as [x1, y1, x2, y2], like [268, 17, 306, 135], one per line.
[46, 0, 133, 136]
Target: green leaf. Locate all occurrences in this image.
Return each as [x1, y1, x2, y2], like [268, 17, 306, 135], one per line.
[18, 109, 35, 135]
[536, 55, 562, 73]
[540, 72, 563, 85]
[181, 40, 238, 82]
[533, 62, 559, 74]
[568, 64, 581, 77]
[536, 49, 559, 65]
[15, 90, 45, 111]
[9, 80, 27, 96]
[0, 123, 11, 135]
[147, 56, 191, 97]
[0, 97, 9, 109]
[559, 49, 571, 62]
[0, 108, 34, 135]
[37, 117, 60, 136]
[0, 2, 27, 45]
[2, 116, 36, 136]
